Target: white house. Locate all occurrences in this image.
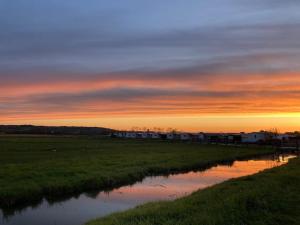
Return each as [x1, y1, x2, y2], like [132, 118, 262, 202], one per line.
[167, 133, 175, 140]
[125, 132, 137, 138]
[113, 132, 124, 138]
[167, 133, 178, 140]
[117, 132, 124, 138]
[141, 132, 149, 138]
[150, 132, 161, 139]
[241, 132, 267, 143]
[180, 133, 191, 141]
[197, 133, 205, 141]
[135, 132, 143, 138]
[277, 134, 293, 142]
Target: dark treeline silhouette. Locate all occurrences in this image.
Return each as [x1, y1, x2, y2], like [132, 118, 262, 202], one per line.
[0, 125, 113, 135]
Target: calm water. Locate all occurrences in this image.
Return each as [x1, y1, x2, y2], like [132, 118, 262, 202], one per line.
[0, 154, 296, 225]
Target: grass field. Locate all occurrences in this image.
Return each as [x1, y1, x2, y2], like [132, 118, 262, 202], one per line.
[0, 136, 276, 208]
[87, 157, 300, 225]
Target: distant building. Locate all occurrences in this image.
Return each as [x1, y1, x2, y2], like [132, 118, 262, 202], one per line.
[117, 132, 124, 138]
[276, 134, 292, 142]
[205, 133, 224, 143]
[135, 132, 143, 138]
[190, 133, 206, 142]
[166, 133, 174, 140]
[150, 132, 161, 139]
[166, 133, 179, 140]
[141, 132, 149, 138]
[125, 132, 137, 138]
[241, 132, 267, 143]
[226, 134, 242, 144]
[160, 133, 167, 140]
[180, 133, 191, 141]
[197, 133, 205, 141]
[112, 132, 124, 138]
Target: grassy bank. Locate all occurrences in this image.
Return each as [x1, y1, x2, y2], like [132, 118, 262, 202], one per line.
[0, 136, 275, 209]
[87, 157, 300, 225]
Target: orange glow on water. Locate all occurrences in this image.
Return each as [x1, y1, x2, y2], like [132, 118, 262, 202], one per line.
[97, 155, 294, 201]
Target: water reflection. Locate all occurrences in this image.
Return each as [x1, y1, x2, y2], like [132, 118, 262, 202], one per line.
[0, 154, 297, 225]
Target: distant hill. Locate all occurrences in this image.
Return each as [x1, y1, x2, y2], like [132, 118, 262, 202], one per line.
[0, 125, 114, 135]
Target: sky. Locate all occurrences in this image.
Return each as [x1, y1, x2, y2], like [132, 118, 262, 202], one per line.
[1, 0, 300, 132]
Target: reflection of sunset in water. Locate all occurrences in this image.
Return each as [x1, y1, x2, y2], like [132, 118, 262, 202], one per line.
[97, 155, 296, 203]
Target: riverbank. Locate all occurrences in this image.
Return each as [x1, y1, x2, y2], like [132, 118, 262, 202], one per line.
[87, 156, 300, 225]
[0, 136, 277, 209]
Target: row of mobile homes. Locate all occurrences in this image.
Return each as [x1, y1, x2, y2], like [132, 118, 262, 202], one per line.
[113, 131, 299, 146]
[114, 131, 205, 141]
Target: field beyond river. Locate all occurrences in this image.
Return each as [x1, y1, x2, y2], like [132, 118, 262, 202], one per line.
[0, 136, 279, 214]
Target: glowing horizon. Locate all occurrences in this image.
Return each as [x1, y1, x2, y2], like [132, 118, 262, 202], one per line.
[2, 114, 300, 133]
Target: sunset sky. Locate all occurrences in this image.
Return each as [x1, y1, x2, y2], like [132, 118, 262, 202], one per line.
[1, 0, 300, 132]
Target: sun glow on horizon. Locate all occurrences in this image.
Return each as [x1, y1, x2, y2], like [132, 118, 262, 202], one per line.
[2, 112, 300, 133]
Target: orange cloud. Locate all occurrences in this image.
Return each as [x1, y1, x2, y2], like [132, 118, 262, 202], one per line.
[1, 72, 300, 132]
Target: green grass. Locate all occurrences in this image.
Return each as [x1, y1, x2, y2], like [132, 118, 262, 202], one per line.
[0, 135, 275, 208]
[87, 157, 300, 225]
